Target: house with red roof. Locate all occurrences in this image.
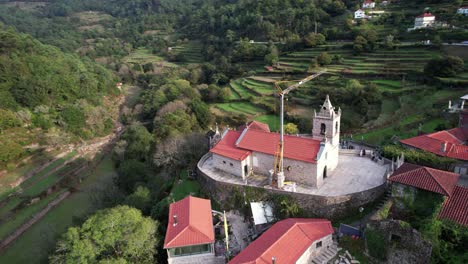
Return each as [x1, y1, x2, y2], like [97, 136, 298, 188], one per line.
[400, 111, 468, 177]
[210, 96, 341, 188]
[457, 6, 468, 15]
[389, 163, 468, 226]
[164, 196, 219, 264]
[229, 218, 335, 264]
[362, 0, 375, 9]
[414, 12, 435, 29]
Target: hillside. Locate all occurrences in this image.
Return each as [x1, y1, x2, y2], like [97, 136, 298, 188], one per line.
[0, 25, 118, 169]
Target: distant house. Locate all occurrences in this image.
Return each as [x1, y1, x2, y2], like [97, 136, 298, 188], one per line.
[414, 13, 436, 29]
[362, 0, 375, 9]
[354, 9, 367, 19]
[381, 1, 389, 6]
[164, 196, 218, 264]
[389, 163, 468, 226]
[457, 6, 468, 15]
[116, 82, 123, 90]
[229, 218, 335, 264]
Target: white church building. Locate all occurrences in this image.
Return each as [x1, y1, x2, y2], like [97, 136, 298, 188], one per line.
[209, 96, 341, 188]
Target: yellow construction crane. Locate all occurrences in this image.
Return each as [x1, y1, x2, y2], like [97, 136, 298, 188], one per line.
[272, 70, 326, 188]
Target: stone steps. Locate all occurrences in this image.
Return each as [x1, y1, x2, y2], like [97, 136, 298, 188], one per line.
[311, 244, 338, 264]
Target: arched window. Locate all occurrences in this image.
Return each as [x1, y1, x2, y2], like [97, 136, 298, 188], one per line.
[335, 121, 338, 131]
[320, 123, 326, 135]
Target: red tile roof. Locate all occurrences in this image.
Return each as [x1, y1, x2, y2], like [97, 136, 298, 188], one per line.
[229, 219, 333, 264]
[237, 129, 321, 163]
[417, 13, 435, 18]
[210, 130, 252, 161]
[164, 196, 214, 248]
[238, 121, 271, 133]
[389, 163, 460, 196]
[439, 185, 468, 226]
[363, 0, 374, 4]
[211, 121, 321, 163]
[400, 128, 468, 161]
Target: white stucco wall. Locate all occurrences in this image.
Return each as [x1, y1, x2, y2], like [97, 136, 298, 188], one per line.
[295, 234, 333, 264]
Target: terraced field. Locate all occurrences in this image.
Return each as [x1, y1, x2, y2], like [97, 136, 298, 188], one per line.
[214, 102, 266, 116]
[170, 41, 204, 63]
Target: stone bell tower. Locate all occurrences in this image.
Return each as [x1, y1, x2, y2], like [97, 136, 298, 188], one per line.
[312, 95, 341, 147]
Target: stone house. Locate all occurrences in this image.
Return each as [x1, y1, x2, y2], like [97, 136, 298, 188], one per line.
[229, 218, 334, 264]
[209, 96, 341, 188]
[389, 163, 468, 226]
[164, 196, 222, 264]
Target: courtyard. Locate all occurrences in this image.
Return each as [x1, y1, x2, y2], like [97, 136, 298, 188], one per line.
[199, 152, 389, 197]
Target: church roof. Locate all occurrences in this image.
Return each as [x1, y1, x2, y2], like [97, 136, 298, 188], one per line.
[238, 121, 271, 132]
[164, 196, 214, 249]
[229, 218, 333, 264]
[210, 121, 321, 163]
[210, 130, 252, 161]
[389, 163, 460, 196]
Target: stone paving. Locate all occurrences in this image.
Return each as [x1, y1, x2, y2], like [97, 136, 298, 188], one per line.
[199, 153, 389, 197]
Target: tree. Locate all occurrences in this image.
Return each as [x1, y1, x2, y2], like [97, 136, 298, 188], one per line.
[316, 52, 332, 66]
[304, 33, 326, 47]
[424, 56, 464, 77]
[125, 186, 152, 214]
[385, 34, 395, 49]
[353, 35, 368, 54]
[0, 109, 22, 132]
[116, 159, 150, 193]
[121, 123, 153, 162]
[189, 99, 212, 129]
[49, 206, 158, 264]
[284, 123, 299, 134]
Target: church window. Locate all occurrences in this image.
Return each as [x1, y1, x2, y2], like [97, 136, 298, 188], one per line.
[335, 122, 338, 131]
[320, 123, 326, 135]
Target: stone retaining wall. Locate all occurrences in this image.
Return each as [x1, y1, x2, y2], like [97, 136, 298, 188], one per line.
[197, 154, 387, 220]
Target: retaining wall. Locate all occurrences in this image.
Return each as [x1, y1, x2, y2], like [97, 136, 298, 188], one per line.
[197, 154, 387, 220]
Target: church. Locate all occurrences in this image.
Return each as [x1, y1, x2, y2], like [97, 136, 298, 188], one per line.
[209, 96, 341, 188]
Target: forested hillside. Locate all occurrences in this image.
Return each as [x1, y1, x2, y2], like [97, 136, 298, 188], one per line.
[0, 24, 118, 168]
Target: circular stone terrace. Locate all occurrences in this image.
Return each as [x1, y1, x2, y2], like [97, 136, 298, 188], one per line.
[198, 150, 390, 196]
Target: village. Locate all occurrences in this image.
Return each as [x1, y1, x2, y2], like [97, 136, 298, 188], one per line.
[0, 0, 467, 263]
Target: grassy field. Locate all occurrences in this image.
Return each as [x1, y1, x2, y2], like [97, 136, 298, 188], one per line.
[254, 115, 280, 132]
[214, 102, 266, 116]
[0, 157, 118, 264]
[122, 48, 178, 68]
[170, 170, 201, 201]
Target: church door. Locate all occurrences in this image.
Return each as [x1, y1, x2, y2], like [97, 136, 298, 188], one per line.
[323, 166, 327, 179]
[244, 165, 248, 176]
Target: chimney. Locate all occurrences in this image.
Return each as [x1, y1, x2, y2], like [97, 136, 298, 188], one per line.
[173, 215, 178, 226]
[440, 142, 447, 153]
[272, 257, 276, 264]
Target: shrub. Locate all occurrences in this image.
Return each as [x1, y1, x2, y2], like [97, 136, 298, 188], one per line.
[366, 228, 387, 260]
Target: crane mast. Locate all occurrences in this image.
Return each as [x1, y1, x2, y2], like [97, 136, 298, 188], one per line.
[272, 70, 326, 188]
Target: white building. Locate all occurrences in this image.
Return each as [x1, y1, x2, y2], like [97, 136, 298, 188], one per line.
[209, 96, 341, 188]
[457, 6, 468, 15]
[414, 13, 436, 29]
[362, 0, 375, 9]
[355, 9, 367, 19]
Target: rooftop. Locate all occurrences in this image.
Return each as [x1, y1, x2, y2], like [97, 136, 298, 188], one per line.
[228, 218, 333, 264]
[417, 13, 435, 18]
[400, 127, 468, 161]
[200, 152, 388, 196]
[163, 196, 214, 249]
[439, 185, 468, 226]
[389, 163, 460, 196]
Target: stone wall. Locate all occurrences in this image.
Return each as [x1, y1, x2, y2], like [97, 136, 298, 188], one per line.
[252, 152, 318, 187]
[168, 252, 222, 264]
[198, 154, 387, 220]
[212, 154, 244, 179]
[296, 234, 333, 264]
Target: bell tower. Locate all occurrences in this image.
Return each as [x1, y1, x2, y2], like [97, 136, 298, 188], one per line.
[312, 95, 341, 146]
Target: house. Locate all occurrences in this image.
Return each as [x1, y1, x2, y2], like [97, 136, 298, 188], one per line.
[457, 6, 468, 15]
[209, 96, 341, 188]
[355, 9, 367, 19]
[400, 111, 468, 176]
[229, 218, 334, 264]
[362, 0, 375, 9]
[164, 196, 219, 264]
[389, 163, 468, 226]
[414, 13, 436, 29]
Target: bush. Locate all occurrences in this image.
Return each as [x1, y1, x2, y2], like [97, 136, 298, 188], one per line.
[382, 145, 456, 171]
[365, 228, 387, 260]
[424, 56, 464, 77]
[0, 109, 22, 131]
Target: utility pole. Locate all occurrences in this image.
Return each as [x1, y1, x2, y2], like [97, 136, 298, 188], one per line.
[272, 70, 326, 188]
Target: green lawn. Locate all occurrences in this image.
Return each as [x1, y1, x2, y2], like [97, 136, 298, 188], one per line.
[0, 157, 118, 264]
[254, 115, 280, 132]
[170, 171, 201, 201]
[214, 102, 265, 116]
